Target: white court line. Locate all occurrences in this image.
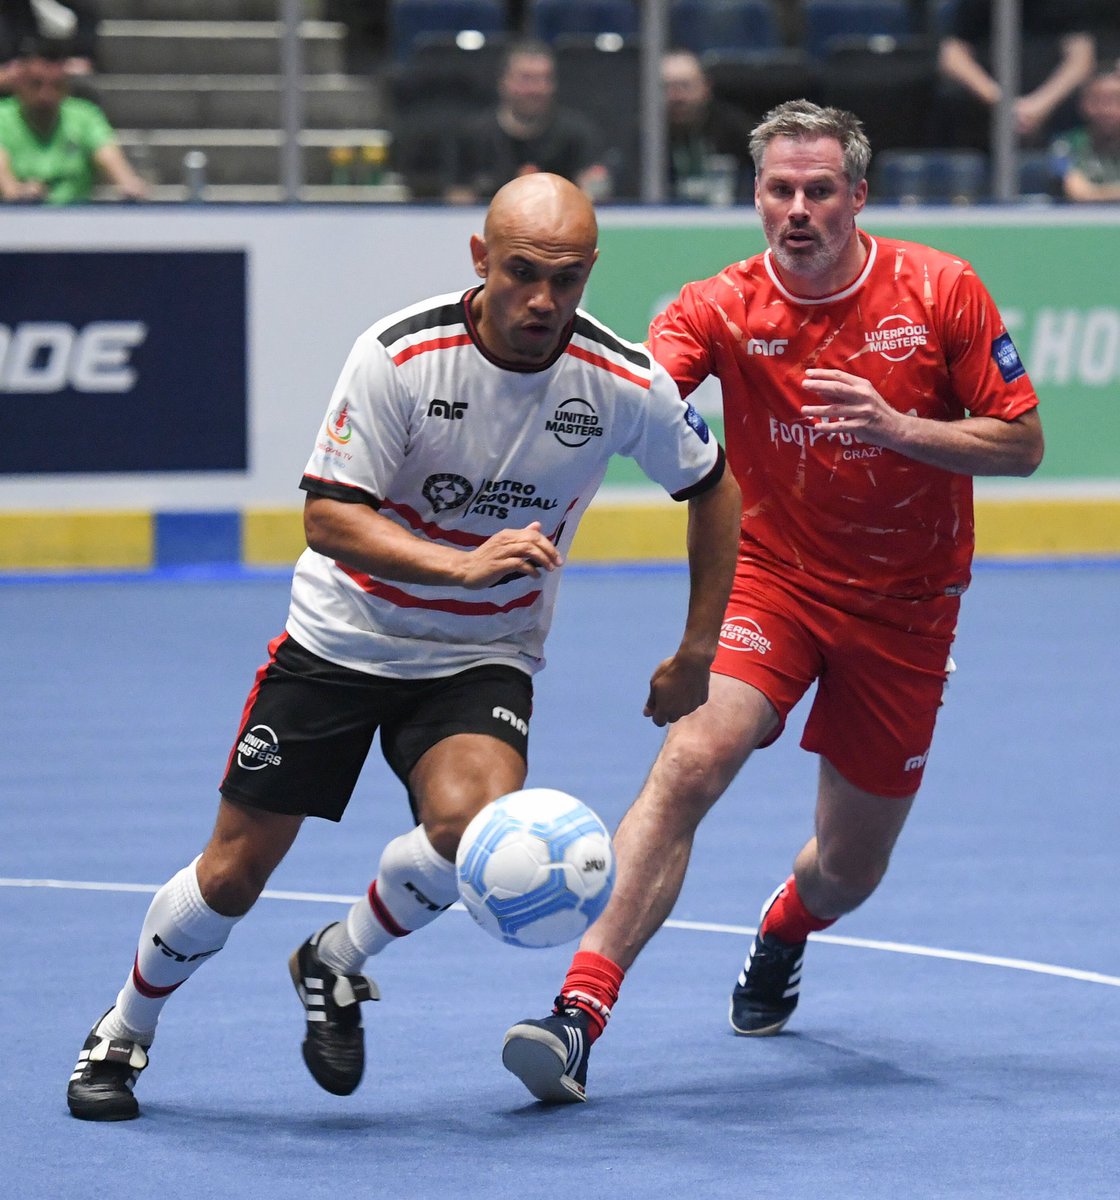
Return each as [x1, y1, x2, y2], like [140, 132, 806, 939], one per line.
[6, 876, 1120, 989]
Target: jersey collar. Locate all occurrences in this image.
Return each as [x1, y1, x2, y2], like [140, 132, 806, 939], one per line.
[762, 230, 877, 305]
[461, 286, 575, 373]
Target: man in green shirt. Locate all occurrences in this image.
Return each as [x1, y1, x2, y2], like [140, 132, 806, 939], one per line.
[0, 42, 147, 204]
[1052, 69, 1120, 201]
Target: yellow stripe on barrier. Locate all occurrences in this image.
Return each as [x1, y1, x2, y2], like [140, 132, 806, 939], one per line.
[242, 508, 305, 567]
[571, 499, 1120, 563]
[0, 511, 151, 570]
[0, 499, 1116, 572]
[568, 504, 687, 561]
[974, 498, 1120, 558]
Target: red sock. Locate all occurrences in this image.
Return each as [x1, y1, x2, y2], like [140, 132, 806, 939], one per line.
[761, 875, 836, 942]
[558, 950, 624, 1043]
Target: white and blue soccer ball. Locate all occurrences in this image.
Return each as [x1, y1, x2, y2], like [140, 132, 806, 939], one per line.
[455, 788, 615, 949]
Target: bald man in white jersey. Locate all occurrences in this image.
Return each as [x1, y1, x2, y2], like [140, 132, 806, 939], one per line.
[66, 173, 740, 1121]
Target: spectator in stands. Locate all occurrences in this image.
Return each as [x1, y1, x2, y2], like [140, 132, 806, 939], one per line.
[0, 41, 147, 203]
[936, 0, 1097, 149]
[445, 40, 611, 204]
[663, 49, 754, 204]
[0, 0, 99, 89]
[1051, 69, 1120, 201]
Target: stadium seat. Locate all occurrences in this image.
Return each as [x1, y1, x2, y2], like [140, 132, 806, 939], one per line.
[668, 0, 780, 57]
[553, 35, 642, 199]
[801, 0, 912, 61]
[701, 49, 820, 123]
[527, 0, 639, 44]
[390, 0, 507, 61]
[818, 36, 938, 152]
[1018, 150, 1059, 202]
[388, 31, 509, 113]
[933, 0, 960, 37]
[872, 148, 988, 204]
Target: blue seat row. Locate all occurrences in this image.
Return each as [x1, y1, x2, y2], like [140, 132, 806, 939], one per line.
[390, 0, 919, 61]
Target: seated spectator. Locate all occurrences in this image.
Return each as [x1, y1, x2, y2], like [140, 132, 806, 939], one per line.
[937, 0, 1097, 149]
[1051, 69, 1120, 201]
[444, 40, 611, 204]
[0, 41, 147, 203]
[663, 49, 754, 204]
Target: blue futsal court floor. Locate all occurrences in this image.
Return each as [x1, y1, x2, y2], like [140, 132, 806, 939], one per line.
[2, 562, 1118, 1198]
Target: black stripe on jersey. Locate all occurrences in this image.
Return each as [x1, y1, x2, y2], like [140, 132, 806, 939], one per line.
[300, 475, 382, 508]
[377, 300, 466, 349]
[571, 315, 649, 369]
[670, 445, 726, 502]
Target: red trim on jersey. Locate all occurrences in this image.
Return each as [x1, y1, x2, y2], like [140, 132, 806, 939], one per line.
[337, 564, 542, 615]
[380, 499, 488, 547]
[222, 632, 288, 780]
[301, 473, 367, 493]
[368, 881, 411, 938]
[132, 956, 183, 999]
[565, 342, 650, 388]
[391, 333, 472, 366]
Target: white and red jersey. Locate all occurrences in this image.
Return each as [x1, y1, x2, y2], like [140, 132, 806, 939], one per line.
[649, 232, 1039, 624]
[288, 287, 723, 678]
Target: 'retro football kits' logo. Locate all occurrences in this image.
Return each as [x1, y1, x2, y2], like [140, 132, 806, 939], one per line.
[422, 472, 474, 512]
[719, 616, 772, 654]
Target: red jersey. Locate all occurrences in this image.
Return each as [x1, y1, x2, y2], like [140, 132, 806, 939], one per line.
[649, 232, 1039, 620]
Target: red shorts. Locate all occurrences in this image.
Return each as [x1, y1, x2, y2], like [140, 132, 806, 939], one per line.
[712, 564, 959, 798]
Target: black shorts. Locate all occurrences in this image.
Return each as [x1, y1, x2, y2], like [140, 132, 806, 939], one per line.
[220, 634, 533, 822]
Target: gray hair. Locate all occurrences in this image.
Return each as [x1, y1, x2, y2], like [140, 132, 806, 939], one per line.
[749, 99, 872, 186]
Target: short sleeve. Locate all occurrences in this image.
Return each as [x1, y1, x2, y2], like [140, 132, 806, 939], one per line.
[300, 331, 413, 506]
[647, 281, 718, 399]
[615, 362, 725, 500]
[75, 99, 116, 153]
[939, 268, 1039, 422]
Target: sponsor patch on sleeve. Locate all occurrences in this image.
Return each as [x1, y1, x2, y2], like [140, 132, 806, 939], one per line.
[683, 403, 711, 443]
[991, 332, 1026, 383]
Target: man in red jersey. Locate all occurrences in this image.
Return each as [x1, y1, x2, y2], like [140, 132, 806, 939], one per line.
[503, 100, 1044, 1104]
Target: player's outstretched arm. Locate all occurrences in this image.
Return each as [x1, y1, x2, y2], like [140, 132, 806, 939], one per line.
[304, 496, 561, 589]
[644, 469, 741, 727]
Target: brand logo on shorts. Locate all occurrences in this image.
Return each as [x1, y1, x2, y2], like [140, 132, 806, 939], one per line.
[719, 616, 772, 654]
[904, 748, 930, 772]
[422, 472, 474, 512]
[236, 723, 282, 770]
[492, 706, 528, 736]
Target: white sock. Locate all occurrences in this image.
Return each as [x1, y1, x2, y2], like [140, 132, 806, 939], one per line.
[318, 826, 459, 973]
[100, 856, 241, 1042]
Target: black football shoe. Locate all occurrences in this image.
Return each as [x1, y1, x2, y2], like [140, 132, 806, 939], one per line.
[289, 923, 379, 1095]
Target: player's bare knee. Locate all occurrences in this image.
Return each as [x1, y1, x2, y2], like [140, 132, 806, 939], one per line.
[198, 833, 276, 911]
[654, 735, 737, 816]
[195, 845, 272, 916]
[419, 801, 480, 862]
